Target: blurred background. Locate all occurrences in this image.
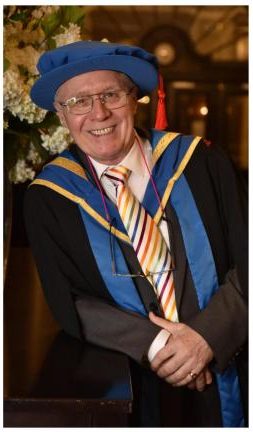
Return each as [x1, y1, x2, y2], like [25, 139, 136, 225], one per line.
[4, 5, 248, 398]
[84, 5, 248, 169]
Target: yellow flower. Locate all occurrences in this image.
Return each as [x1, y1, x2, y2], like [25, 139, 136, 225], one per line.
[5, 46, 42, 75]
[4, 22, 23, 49]
[22, 26, 45, 44]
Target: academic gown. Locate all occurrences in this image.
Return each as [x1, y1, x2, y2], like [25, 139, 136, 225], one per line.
[24, 134, 248, 427]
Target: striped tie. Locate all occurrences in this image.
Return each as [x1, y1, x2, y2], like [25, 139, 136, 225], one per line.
[104, 166, 178, 322]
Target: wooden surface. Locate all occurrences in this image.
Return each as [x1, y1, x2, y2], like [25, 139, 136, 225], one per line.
[4, 247, 133, 427]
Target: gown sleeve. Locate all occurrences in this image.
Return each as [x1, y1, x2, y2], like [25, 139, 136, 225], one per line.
[24, 185, 160, 364]
[184, 142, 248, 371]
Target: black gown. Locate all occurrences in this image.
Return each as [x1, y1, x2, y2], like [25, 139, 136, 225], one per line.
[24, 136, 248, 426]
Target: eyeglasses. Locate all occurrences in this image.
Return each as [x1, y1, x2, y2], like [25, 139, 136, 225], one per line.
[109, 219, 175, 278]
[58, 88, 134, 115]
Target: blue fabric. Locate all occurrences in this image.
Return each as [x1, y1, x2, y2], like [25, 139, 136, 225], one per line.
[104, 379, 132, 400]
[40, 151, 128, 234]
[171, 175, 219, 306]
[79, 209, 147, 316]
[38, 153, 146, 316]
[143, 132, 195, 218]
[170, 173, 244, 427]
[216, 368, 245, 427]
[30, 41, 158, 111]
[35, 130, 244, 426]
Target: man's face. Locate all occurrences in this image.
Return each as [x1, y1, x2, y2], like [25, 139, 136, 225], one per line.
[55, 70, 138, 165]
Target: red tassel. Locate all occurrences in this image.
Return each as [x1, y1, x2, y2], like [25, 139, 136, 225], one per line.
[155, 74, 168, 130]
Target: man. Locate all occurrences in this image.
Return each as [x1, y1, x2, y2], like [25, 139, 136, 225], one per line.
[25, 41, 248, 427]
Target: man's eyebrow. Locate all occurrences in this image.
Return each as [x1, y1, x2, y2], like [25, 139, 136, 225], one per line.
[74, 86, 120, 98]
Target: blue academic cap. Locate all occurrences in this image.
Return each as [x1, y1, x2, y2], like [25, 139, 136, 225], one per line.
[30, 41, 159, 112]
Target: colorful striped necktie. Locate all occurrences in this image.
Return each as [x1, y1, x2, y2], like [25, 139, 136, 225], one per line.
[104, 165, 178, 322]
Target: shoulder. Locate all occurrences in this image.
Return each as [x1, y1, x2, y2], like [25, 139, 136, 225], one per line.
[184, 137, 247, 218]
[180, 135, 237, 178]
[25, 182, 69, 208]
[24, 182, 79, 226]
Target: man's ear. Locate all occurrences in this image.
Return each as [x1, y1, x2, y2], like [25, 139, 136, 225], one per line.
[133, 98, 138, 116]
[130, 93, 138, 116]
[58, 114, 67, 128]
[54, 104, 67, 128]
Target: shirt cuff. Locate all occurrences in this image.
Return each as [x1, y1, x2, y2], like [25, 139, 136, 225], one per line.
[147, 329, 171, 362]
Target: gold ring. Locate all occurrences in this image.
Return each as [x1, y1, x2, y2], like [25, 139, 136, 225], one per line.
[189, 371, 197, 380]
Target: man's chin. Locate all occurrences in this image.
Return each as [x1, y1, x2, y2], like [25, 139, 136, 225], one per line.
[92, 149, 124, 165]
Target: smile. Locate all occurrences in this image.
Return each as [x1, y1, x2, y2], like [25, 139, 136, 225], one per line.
[90, 127, 114, 136]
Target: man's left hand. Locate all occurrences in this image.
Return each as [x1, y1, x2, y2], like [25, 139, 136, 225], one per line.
[149, 312, 214, 387]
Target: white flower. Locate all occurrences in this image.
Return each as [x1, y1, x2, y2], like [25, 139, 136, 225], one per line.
[4, 70, 47, 124]
[53, 23, 81, 47]
[31, 6, 60, 19]
[40, 126, 74, 154]
[31, 8, 44, 20]
[27, 143, 42, 165]
[10, 93, 47, 124]
[3, 69, 24, 110]
[9, 159, 36, 184]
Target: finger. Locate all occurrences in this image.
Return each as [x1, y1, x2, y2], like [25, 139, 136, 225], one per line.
[149, 312, 175, 332]
[180, 368, 212, 390]
[150, 342, 175, 371]
[187, 374, 205, 391]
[205, 368, 213, 385]
[187, 381, 196, 390]
[172, 374, 198, 387]
[194, 372, 206, 392]
[155, 355, 183, 379]
[163, 361, 195, 385]
[170, 366, 200, 387]
[167, 371, 193, 386]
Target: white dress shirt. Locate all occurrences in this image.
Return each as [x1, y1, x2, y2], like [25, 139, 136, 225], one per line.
[89, 134, 171, 361]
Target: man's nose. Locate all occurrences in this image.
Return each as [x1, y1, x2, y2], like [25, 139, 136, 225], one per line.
[89, 96, 110, 120]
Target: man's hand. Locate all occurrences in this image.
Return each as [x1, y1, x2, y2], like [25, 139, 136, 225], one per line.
[149, 312, 214, 389]
[187, 367, 213, 391]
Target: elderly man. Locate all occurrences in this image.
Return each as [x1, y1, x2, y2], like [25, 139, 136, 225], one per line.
[25, 41, 247, 427]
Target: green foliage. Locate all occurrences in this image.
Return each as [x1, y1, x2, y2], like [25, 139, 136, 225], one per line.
[60, 6, 86, 26]
[4, 58, 10, 72]
[8, 9, 31, 22]
[47, 38, 57, 50]
[41, 11, 62, 37]
[41, 6, 85, 38]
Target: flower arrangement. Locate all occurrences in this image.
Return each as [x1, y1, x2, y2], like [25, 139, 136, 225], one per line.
[4, 6, 86, 183]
